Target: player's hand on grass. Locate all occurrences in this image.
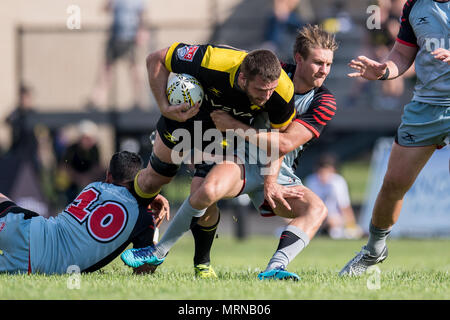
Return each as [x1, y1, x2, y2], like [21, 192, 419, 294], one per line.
[264, 180, 304, 211]
[211, 110, 239, 131]
[162, 102, 200, 122]
[431, 48, 450, 65]
[348, 56, 388, 80]
[151, 194, 170, 228]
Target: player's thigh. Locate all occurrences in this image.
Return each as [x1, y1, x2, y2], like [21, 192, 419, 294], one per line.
[193, 160, 244, 201]
[383, 142, 435, 191]
[191, 175, 220, 225]
[273, 185, 326, 219]
[152, 131, 178, 164]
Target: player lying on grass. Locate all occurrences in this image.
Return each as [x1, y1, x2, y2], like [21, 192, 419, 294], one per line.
[339, 0, 450, 276]
[0, 151, 169, 274]
[121, 25, 339, 281]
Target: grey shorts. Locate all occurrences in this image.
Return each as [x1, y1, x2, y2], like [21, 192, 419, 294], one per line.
[397, 101, 450, 147]
[239, 161, 303, 217]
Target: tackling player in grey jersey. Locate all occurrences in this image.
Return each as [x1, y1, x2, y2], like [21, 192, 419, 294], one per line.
[340, 0, 449, 276]
[0, 151, 169, 274]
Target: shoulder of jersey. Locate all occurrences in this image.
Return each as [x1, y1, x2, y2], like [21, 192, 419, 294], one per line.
[275, 69, 295, 102]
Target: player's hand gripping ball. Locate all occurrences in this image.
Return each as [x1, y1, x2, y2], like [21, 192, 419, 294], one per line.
[166, 73, 204, 109]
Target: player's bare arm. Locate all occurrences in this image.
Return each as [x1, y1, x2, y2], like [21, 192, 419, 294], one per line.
[261, 123, 313, 210]
[146, 47, 200, 122]
[211, 110, 310, 209]
[348, 41, 418, 80]
[211, 110, 313, 155]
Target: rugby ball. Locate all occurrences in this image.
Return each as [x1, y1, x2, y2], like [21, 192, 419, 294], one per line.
[166, 73, 204, 108]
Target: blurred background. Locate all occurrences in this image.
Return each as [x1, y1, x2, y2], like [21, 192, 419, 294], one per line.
[0, 0, 448, 239]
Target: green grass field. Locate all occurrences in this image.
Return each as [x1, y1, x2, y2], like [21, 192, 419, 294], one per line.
[0, 236, 448, 300]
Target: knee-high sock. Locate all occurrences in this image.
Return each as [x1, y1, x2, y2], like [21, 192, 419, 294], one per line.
[265, 225, 310, 272]
[155, 197, 206, 258]
[191, 211, 220, 266]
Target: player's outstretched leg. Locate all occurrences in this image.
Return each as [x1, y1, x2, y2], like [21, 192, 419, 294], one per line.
[340, 144, 434, 276]
[121, 196, 206, 268]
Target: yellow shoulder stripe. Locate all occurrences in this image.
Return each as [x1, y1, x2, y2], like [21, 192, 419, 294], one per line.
[275, 69, 294, 103]
[164, 42, 180, 72]
[271, 109, 297, 129]
[200, 46, 247, 86]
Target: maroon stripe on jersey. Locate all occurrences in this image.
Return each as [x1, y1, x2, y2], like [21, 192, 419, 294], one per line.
[295, 119, 320, 137]
[313, 114, 326, 126]
[318, 106, 335, 115]
[314, 109, 332, 121]
[396, 37, 418, 47]
[321, 101, 337, 110]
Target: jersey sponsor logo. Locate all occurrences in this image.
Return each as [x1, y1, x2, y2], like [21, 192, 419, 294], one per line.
[416, 17, 428, 25]
[164, 131, 179, 144]
[177, 45, 199, 62]
[208, 87, 222, 97]
[206, 95, 253, 118]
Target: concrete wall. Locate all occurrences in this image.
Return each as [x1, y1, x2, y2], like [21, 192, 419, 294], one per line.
[0, 0, 244, 151]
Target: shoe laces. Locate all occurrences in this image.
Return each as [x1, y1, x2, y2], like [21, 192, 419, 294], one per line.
[348, 247, 370, 266]
[132, 246, 155, 259]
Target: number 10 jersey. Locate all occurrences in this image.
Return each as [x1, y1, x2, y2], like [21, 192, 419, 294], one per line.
[29, 182, 155, 274]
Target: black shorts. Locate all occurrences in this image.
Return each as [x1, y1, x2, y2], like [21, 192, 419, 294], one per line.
[156, 115, 218, 150]
[106, 37, 136, 64]
[156, 116, 228, 178]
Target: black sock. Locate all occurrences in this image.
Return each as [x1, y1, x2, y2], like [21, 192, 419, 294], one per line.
[191, 212, 220, 266]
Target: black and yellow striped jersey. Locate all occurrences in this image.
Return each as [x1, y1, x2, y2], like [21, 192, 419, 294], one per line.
[164, 42, 296, 129]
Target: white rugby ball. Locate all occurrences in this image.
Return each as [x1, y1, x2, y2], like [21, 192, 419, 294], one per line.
[166, 73, 204, 108]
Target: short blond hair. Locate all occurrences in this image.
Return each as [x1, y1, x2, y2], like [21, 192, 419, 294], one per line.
[293, 24, 338, 59]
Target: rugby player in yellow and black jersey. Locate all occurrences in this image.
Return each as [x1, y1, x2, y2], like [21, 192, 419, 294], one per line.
[159, 43, 295, 143]
[131, 42, 297, 207]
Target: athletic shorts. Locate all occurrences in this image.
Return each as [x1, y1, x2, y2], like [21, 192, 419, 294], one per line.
[157, 116, 220, 150]
[239, 160, 303, 217]
[0, 201, 38, 274]
[106, 37, 136, 64]
[156, 116, 231, 175]
[396, 101, 450, 148]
